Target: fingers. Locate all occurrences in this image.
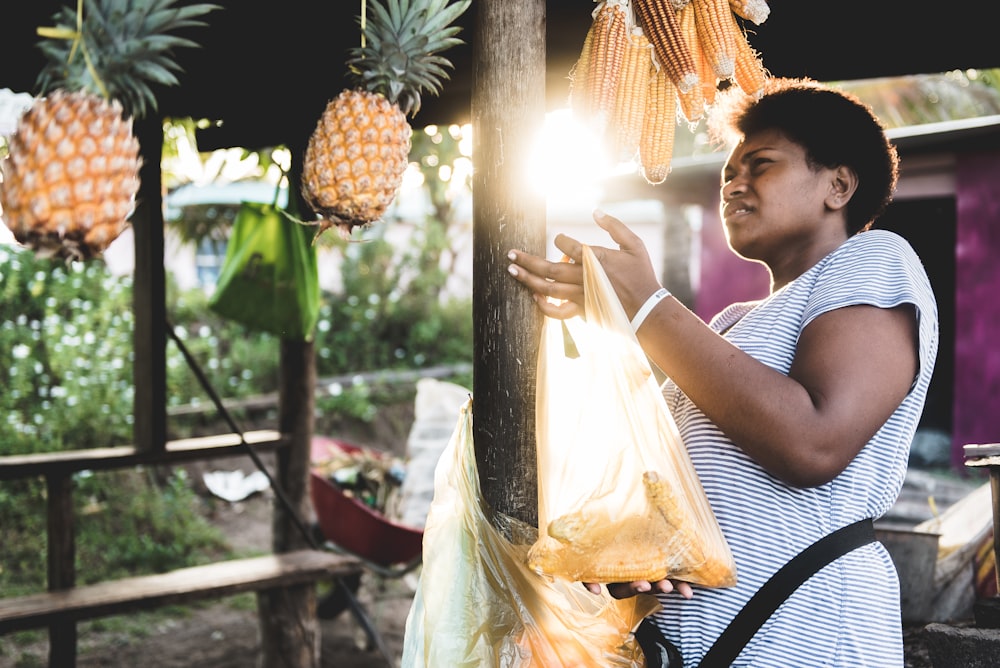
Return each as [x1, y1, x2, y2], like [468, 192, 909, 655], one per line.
[507, 249, 581, 285]
[552, 233, 583, 261]
[533, 294, 585, 320]
[593, 208, 644, 257]
[605, 580, 652, 599]
[506, 250, 585, 319]
[506, 210, 656, 319]
[590, 579, 696, 600]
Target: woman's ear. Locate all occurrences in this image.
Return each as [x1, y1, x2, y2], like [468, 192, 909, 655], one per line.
[826, 166, 858, 211]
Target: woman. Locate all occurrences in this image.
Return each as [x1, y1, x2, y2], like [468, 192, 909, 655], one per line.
[506, 78, 939, 666]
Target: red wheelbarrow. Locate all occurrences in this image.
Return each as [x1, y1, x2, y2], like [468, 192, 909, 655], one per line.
[310, 436, 424, 578]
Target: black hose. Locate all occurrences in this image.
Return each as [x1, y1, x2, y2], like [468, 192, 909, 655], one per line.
[166, 321, 396, 667]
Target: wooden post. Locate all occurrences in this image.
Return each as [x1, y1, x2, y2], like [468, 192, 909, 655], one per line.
[259, 338, 321, 666]
[132, 117, 168, 454]
[471, 0, 547, 527]
[46, 472, 76, 667]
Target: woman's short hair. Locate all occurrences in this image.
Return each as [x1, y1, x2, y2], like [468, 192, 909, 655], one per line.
[707, 78, 899, 235]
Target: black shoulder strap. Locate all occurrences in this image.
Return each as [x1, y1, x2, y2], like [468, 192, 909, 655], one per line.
[698, 518, 876, 668]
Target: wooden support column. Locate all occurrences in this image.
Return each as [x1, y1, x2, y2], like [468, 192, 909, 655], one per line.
[132, 117, 168, 454]
[471, 0, 547, 527]
[260, 338, 320, 667]
[46, 472, 76, 667]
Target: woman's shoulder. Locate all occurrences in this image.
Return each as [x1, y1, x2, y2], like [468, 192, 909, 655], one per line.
[818, 228, 926, 281]
[804, 228, 936, 316]
[839, 228, 918, 260]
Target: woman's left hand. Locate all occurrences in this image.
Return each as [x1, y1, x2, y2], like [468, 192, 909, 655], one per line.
[506, 244, 586, 319]
[506, 209, 663, 321]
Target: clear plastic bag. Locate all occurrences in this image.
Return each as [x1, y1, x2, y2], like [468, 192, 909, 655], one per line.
[402, 399, 658, 667]
[528, 245, 737, 588]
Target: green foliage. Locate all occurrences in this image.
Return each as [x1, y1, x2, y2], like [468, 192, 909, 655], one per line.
[0, 221, 472, 598]
[0, 246, 136, 453]
[0, 466, 226, 597]
[0, 246, 281, 452]
[0, 478, 48, 596]
[0, 116, 474, 609]
[314, 230, 473, 376]
[73, 468, 227, 583]
[165, 283, 281, 410]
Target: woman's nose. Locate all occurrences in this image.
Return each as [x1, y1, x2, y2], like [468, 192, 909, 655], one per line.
[722, 178, 745, 200]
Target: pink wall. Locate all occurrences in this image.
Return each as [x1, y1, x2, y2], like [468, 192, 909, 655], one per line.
[952, 152, 1000, 462]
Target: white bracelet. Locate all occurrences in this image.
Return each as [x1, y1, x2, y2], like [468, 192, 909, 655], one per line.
[629, 287, 671, 332]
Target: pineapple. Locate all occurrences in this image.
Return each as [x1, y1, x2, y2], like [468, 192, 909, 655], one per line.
[0, 0, 218, 262]
[302, 0, 470, 239]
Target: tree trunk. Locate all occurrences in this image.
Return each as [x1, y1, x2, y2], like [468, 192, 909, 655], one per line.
[471, 0, 548, 527]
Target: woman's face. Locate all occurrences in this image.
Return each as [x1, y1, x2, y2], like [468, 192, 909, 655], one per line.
[719, 129, 840, 272]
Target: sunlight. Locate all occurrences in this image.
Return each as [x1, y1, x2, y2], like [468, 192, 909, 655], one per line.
[526, 109, 628, 211]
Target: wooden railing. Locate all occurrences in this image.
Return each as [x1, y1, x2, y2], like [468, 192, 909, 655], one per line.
[0, 431, 365, 667]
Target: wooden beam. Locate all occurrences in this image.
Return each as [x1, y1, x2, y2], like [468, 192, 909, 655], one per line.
[0, 431, 287, 480]
[0, 550, 359, 633]
[471, 0, 547, 527]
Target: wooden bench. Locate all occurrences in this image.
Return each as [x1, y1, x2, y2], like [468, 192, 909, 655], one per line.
[0, 549, 360, 634]
[0, 431, 369, 667]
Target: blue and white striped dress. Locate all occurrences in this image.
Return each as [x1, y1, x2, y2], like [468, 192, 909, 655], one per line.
[652, 229, 939, 667]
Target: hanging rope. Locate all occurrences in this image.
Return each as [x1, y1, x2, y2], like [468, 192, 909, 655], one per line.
[361, 0, 367, 48]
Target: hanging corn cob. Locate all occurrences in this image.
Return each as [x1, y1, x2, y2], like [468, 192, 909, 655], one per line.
[578, 0, 630, 128]
[632, 0, 699, 94]
[570, 1, 632, 125]
[610, 28, 654, 161]
[728, 0, 770, 25]
[676, 3, 709, 123]
[568, 19, 596, 118]
[566, 0, 770, 184]
[639, 64, 677, 185]
[733, 27, 768, 97]
[692, 0, 740, 79]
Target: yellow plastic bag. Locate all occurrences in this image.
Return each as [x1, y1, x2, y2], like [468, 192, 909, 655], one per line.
[528, 245, 737, 588]
[402, 399, 658, 667]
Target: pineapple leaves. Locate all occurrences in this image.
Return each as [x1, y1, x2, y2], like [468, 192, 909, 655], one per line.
[348, 0, 470, 116]
[33, 0, 220, 119]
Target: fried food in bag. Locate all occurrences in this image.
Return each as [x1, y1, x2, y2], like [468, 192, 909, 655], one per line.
[402, 399, 659, 667]
[528, 245, 737, 588]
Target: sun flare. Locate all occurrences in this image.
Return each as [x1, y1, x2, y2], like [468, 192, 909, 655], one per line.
[526, 109, 626, 206]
